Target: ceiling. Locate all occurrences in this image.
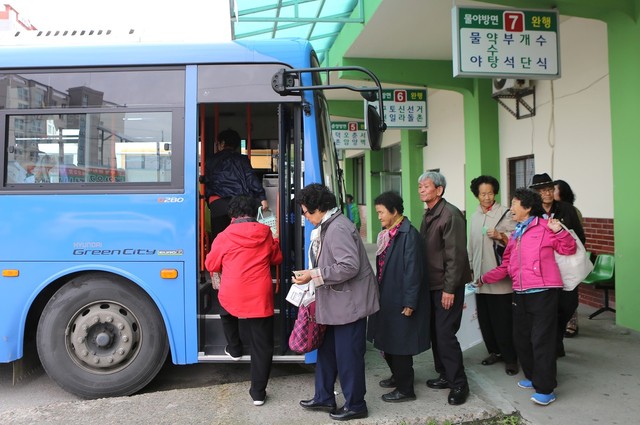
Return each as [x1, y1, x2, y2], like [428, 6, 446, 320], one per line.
[230, 0, 610, 103]
[347, 0, 472, 61]
[231, 0, 503, 64]
[231, 0, 362, 63]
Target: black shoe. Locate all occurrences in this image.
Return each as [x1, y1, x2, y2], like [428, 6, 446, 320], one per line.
[481, 353, 502, 365]
[426, 377, 449, 389]
[448, 385, 470, 405]
[505, 362, 519, 376]
[329, 406, 368, 421]
[379, 376, 396, 388]
[299, 398, 337, 412]
[381, 389, 416, 403]
[565, 325, 578, 338]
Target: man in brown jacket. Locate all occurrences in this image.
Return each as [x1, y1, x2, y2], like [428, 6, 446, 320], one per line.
[418, 171, 472, 405]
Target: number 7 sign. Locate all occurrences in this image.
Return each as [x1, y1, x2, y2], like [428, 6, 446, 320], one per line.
[503, 11, 524, 32]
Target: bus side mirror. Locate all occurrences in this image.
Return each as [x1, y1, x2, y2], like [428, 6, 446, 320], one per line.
[366, 105, 386, 151]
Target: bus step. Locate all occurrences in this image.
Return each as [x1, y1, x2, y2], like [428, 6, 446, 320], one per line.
[197, 352, 306, 363]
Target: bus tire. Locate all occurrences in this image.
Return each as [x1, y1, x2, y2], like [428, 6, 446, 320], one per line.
[36, 272, 169, 398]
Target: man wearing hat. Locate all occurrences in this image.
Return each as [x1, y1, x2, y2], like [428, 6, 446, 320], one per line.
[529, 173, 585, 358]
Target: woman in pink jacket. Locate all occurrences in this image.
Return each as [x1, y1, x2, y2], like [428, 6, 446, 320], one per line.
[477, 188, 576, 407]
[205, 195, 283, 407]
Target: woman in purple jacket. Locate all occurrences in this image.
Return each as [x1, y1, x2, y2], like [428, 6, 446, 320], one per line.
[476, 188, 576, 407]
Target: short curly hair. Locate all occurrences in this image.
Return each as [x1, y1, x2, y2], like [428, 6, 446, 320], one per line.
[228, 195, 259, 218]
[470, 175, 500, 197]
[297, 183, 337, 213]
[513, 188, 544, 218]
[374, 191, 404, 215]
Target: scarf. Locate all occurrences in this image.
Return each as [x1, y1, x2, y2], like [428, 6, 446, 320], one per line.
[375, 215, 405, 256]
[512, 216, 535, 240]
[309, 207, 339, 267]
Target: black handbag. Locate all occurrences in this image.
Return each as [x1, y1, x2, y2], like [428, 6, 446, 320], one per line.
[492, 210, 510, 265]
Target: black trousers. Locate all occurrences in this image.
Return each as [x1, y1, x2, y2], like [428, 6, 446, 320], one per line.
[208, 197, 232, 244]
[384, 354, 415, 395]
[513, 290, 558, 395]
[314, 318, 367, 412]
[430, 286, 468, 388]
[220, 313, 274, 401]
[476, 292, 517, 363]
[556, 288, 579, 353]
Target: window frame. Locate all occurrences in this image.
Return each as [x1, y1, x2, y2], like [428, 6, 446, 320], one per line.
[507, 154, 535, 201]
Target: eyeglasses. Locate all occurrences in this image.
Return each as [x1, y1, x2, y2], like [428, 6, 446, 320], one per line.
[301, 208, 310, 216]
[538, 187, 554, 194]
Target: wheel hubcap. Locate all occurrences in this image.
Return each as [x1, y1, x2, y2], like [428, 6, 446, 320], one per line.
[67, 302, 141, 372]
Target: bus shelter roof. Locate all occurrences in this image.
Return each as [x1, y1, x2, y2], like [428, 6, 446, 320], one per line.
[230, 0, 363, 64]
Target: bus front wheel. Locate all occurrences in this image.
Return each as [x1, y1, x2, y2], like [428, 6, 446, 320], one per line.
[36, 273, 169, 398]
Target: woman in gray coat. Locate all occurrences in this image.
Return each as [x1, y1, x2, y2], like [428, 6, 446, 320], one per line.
[292, 184, 379, 421]
[367, 191, 430, 402]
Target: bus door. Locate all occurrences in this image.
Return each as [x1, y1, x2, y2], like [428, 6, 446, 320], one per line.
[196, 100, 304, 362]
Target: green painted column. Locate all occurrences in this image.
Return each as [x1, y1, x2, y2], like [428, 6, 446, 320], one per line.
[365, 149, 383, 243]
[400, 129, 426, 225]
[463, 79, 502, 226]
[342, 157, 355, 199]
[605, 10, 640, 331]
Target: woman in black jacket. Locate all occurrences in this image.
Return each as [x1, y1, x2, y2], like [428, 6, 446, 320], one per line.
[367, 191, 430, 402]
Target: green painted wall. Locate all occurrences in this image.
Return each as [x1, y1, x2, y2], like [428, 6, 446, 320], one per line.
[342, 159, 355, 200]
[365, 150, 383, 242]
[483, 0, 640, 334]
[327, 0, 640, 330]
[463, 79, 502, 212]
[338, 57, 501, 226]
[400, 130, 427, 226]
[604, 8, 640, 330]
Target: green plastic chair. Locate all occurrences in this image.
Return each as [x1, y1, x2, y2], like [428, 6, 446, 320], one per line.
[582, 254, 615, 319]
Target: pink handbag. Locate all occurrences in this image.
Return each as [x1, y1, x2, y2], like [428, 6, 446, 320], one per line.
[288, 301, 327, 354]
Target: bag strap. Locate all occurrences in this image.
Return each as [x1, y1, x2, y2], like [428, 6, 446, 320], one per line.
[257, 207, 264, 221]
[558, 222, 579, 242]
[495, 208, 510, 227]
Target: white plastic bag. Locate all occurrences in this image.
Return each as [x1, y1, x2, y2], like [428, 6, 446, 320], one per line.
[555, 224, 593, 291]
[286, 281, 316, 307]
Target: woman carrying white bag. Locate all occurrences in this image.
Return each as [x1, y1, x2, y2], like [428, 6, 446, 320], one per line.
[529, 173, 586, 357]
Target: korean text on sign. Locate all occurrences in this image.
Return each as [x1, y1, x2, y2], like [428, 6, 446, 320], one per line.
[454, 7, 559, 78]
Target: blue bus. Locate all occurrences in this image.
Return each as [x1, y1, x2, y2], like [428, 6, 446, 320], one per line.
[0, 40, 384, 398]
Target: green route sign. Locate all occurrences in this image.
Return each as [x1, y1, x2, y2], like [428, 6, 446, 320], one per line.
[331, 121, 369, 150]
[452, 6, 560, 79]
[368, 89, 427, 128]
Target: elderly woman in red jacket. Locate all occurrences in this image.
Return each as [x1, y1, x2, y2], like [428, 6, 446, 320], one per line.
[205, 195, 282, 407]
[477, 188, 575, 407]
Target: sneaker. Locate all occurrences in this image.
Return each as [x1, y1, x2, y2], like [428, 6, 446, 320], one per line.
[253, 399, 265, 406]
[224, 346, 242, 361]
[531, 392, 556, 406]
[517, 379, 533, 389]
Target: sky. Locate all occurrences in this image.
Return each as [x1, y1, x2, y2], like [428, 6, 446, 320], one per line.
[5, 0, 232, 43]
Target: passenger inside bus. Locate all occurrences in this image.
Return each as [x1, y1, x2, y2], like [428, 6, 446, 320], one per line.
[204, 128, 269, 243]
[6, 144, 41, 183]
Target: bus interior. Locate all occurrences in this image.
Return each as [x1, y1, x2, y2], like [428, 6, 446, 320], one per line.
[196, 101, 305, 362]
